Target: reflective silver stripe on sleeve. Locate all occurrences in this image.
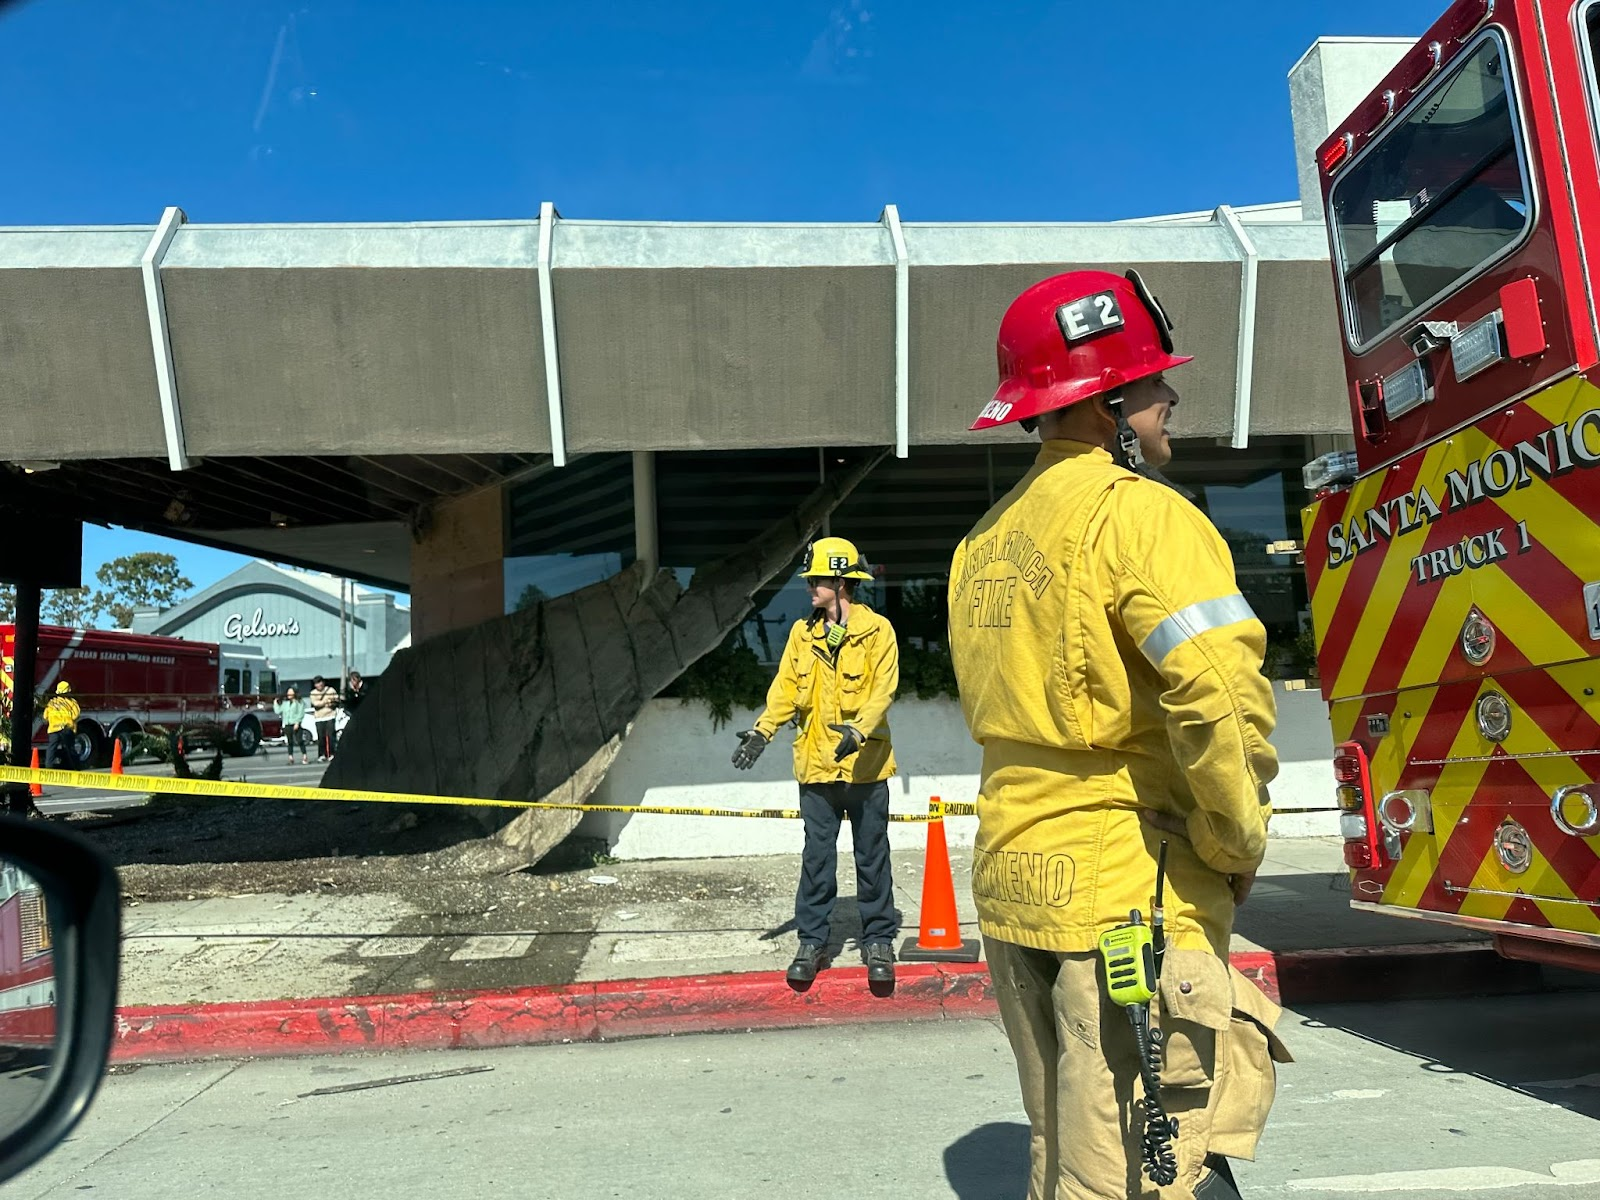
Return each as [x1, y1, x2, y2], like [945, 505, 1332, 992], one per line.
[1139, 594, 1257, 666]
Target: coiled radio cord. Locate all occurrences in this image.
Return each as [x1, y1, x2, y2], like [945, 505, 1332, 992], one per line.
[1128, 1002, 1179, 1187]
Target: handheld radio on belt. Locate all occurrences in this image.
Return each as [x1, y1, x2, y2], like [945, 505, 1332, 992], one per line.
[1097, 840, 1179, 1187]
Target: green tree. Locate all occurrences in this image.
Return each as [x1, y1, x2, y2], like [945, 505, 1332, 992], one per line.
[92, 553, 193, 629]
[41, 587, 100, 628]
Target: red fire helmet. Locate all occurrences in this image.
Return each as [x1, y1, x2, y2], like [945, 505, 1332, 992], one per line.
[970, 269, 1194, 432]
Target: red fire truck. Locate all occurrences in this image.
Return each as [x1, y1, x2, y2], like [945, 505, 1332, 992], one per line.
[0, 862, 52, 1047]
[0, 626, 284, 768]
[1304, 0, 1600, 970]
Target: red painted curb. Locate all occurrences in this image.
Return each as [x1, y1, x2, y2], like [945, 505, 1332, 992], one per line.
[112, 962, 993, 1063]
[111, 940, 1568, 1064]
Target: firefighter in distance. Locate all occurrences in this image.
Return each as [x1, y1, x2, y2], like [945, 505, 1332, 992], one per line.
[950, 270, 1290, 1200]
[731, 537, 901, 985]
[43, 681, 80, 771]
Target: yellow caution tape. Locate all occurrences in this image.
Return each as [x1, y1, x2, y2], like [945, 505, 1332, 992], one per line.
[0, 766, 981, 824]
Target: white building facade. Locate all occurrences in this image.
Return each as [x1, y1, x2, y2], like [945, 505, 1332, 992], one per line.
[130, 560, 410, 690]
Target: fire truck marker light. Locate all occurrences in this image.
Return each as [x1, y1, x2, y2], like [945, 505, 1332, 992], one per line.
[1337, 786, 1363, 812]
[1303, 450, 1359, 492]
[1381, 359, 1433, 420]
[1452, 311, 1505, 381]
[1339, 813, 1369, 842]
[1321, 133, 1352, 174]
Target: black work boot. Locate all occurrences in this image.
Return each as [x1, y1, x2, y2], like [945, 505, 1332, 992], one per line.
[787, 941, 827, 983]
[864, 943, 895, 984]
[1195, 1155, 1242, 1199]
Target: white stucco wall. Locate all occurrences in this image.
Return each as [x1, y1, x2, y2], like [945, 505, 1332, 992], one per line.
[581, 683, 1339, 859]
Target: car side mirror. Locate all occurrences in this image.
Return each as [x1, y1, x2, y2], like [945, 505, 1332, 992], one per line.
[0, 815, 120, 1185]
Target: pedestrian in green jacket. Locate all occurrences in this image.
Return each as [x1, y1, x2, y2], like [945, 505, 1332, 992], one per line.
[273, 688, 309, 764]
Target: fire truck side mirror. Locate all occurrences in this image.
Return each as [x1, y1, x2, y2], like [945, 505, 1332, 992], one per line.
[0, 818, 120, 1185]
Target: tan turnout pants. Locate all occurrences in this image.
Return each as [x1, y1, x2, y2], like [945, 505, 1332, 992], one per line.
[985, 937, 1289, 1200]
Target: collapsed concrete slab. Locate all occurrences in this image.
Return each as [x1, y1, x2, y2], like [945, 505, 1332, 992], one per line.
[322, 451, 887, 872]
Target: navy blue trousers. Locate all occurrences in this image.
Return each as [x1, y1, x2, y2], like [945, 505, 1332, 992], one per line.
[795, 780, 898, 946]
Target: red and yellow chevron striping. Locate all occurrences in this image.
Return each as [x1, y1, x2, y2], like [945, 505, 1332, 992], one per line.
[1307, 376, 1600, 946]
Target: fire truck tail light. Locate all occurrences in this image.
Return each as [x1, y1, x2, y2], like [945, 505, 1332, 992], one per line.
[1343, 841, 1376, 869]
[1333, 740, 1385, 870]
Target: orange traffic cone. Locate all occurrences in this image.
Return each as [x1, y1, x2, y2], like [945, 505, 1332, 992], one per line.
[110, 737, 124, 776]
[28, 749, 42, 797]
[900, 797, 981, 963]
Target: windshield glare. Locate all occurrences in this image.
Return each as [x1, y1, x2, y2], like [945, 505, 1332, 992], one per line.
[1331, 36, 1530, 348]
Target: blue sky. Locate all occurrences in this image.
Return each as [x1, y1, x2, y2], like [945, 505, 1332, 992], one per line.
[4, 0, 1447, 594]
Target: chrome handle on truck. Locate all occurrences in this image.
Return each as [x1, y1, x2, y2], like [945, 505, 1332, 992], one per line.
[1552, 785, 1600, 839]
[1377, 790, 1432, 863]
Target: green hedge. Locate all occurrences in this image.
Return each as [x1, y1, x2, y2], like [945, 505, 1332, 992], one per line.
[667, 633, 959, 729]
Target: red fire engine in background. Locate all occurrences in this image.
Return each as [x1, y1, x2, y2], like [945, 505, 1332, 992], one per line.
[0, 862, 53, 1047]
[0, 626, 284, 767]
[1304, 0, 1600, 969]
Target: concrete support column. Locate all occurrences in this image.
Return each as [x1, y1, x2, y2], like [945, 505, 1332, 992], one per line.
[409, 489, 506, 645]
[632, 450, 658, 588]
[1289, 38, 1413, 221]
[4, 582, 41, 812]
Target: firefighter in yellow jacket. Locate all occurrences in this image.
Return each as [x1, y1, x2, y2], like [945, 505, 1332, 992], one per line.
[43, 681, 81, 771]
[950, 271, 1288, 1200]
[731, 537, 901, 985]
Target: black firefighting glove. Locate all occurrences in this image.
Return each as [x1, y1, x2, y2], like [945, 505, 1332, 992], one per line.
[731, 729, 768, 771]
[828, 723, 865, 762]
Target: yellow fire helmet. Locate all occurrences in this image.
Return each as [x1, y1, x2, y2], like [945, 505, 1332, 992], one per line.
[55, 680, 71, 694]
[799, 536, 874, 581]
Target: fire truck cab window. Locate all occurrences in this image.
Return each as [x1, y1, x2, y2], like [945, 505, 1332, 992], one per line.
[1331, 35, 1530, 348]
[223, 668, 241, 694]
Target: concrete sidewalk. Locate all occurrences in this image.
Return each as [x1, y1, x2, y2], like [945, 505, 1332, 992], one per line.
[116, 836, 1473, 1010]
[111, 833, 1598, 1062]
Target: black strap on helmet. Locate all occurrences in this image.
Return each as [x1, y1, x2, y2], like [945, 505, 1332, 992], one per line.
[1105, 389, 1195, 499]
[1104, 390, 1143, 471]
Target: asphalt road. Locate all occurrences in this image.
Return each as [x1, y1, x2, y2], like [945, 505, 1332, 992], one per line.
[32, 756, 329, 815]
[6, 991, 1600, 1199]
[0, 1047, 53, 1136]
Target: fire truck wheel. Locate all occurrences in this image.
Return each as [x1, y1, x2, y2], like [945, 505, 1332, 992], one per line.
[229, 717, 262, 758]
[111, 723, 141, 765]
[74, 723, 108, 769]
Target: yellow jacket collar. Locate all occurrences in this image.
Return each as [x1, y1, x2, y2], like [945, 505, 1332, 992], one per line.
[1038, 439, 1117, 466]
[809, 602, 883, 644]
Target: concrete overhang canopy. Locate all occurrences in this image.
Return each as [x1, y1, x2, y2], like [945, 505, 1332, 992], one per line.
[1, 207, 1346, 463]
[0, 226, 169, 461]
